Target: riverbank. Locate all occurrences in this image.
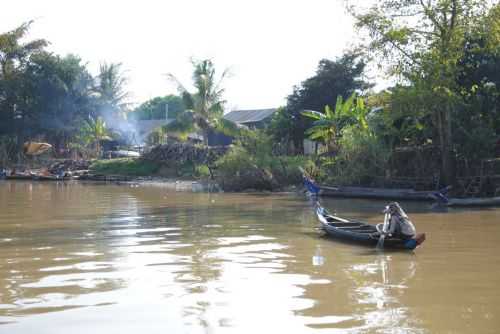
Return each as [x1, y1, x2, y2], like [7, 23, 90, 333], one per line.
[1, 157, 302, 193]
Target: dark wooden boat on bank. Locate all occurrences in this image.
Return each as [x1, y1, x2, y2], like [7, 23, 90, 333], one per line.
[5, 174, 33, 180]
[303, 173, 437, 201]
[4, 173, 68, 181]
[316, 184, 436, 201]
[432, 194, 500, 207]
[32, 174, 65, 181]
[315, 204, 426, 250]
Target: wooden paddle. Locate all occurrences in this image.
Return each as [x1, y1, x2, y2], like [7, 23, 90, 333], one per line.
[376, 207, 390, 249]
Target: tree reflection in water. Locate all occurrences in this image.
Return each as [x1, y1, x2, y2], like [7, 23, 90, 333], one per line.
[0, 182, 135, 318]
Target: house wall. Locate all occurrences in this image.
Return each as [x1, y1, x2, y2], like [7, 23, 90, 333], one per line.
[208, 131, 233, 146]
[303, 139, 326, 155]
[303, 139, 316, 155]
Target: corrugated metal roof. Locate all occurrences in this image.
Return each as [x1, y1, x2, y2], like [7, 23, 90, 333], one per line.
[223, 108, 276, 124]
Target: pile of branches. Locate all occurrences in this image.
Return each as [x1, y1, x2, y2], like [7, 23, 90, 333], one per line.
[218, 164, 280, 191]
[142, 143, 228, 166]
[48, 159, 91, 174]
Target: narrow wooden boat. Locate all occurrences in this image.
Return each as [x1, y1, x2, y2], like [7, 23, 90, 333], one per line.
[315, 204, 426, 250]
[32, 174, 64, 181]
[432, 194, 500, 207]
[303, 174, 436, 201]
[5, 174, 33, 180]
[5, 173, 67, 181]
[317, 184, 435, 201]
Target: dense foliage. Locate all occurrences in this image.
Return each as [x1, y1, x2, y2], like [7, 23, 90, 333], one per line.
[0, 22, 128, 161]
[268, 51, 372, 153]
[215, 130, 314, 191]
[2, 4, 499, 191]
[129, 95, 185, 121]
[352, 0, 500, 184]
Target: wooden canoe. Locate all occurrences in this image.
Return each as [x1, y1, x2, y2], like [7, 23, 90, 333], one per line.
[430, 191, 500, 207]
[317, 184, 435, 201]
[442, 196, 500, 207]
[303, 174, 436, 201]
[315, 204, 426, 250]
[5, 174, 33, 180]
[32, 174, 64, 181]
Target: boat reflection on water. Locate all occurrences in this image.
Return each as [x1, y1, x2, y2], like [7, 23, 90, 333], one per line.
[299, 242, 422, 332]
[312, 245, 325, 267]
[346, 253, 419, 331]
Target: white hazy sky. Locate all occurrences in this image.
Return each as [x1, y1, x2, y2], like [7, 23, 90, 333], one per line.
[1, 0, 358, 110]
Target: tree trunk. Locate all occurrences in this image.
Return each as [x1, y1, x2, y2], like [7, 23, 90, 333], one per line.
[438, 107, 456, 186]
[203, 129, 209, 147]
[293, 137, 304, 155]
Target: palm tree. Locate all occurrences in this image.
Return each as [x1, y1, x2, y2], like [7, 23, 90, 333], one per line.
[95, 62, 129, 115]
[166, 59, 236, 145]
[80, 116, 110, 156]
[301, 93, 369, 152]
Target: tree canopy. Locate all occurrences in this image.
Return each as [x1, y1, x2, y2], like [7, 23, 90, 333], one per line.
[130, 95, 185, 121]
[0, 22, 131, 157]
[353, 0, 500, 184]
[270, 51, 372, 152]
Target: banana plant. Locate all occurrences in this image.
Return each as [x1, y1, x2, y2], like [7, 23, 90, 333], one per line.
[79, 116, 110, 157]
[301, 93, 358, 152]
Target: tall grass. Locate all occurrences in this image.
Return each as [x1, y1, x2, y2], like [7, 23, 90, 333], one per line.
[90, 158, 160, 176]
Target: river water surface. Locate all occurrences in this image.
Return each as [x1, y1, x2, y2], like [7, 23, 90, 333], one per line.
[0, 181, 499, 333]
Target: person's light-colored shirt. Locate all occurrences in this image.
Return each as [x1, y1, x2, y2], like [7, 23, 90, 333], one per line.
[388, 215, 416, 237]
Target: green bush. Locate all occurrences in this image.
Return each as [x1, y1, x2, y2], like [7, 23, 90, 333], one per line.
[90, 158, 160, 176]
[322, 126, 391, 186]
[215, 131, 314, 191]
[194, 164, 211, 178]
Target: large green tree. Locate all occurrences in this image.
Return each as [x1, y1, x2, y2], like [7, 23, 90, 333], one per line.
[353, 0, 498, 184]
[276, 51, 372, 153]
[130, 95, 185, 121]
[23, 53, 96, 150]
[457, 4, 500, 130]
[0, 22, 127, 157]
[0, 21, 47, 141]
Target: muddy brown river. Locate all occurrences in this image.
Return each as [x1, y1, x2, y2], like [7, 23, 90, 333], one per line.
[0, 181, 499, 333]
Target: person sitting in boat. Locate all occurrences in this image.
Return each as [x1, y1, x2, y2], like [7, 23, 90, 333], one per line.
[377, 202, 416, 240]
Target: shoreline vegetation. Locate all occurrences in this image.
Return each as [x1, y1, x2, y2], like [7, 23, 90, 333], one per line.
[1, 2, 500, 197]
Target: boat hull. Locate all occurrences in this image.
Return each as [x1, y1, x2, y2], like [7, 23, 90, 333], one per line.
[315, 206, 425, 250]
[32, 175, 64, 181]
[445, 196, 500, 207]
[302, 174, 435, 201]
[318, 185, 434, 201]
[5, 175, 33, 180]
